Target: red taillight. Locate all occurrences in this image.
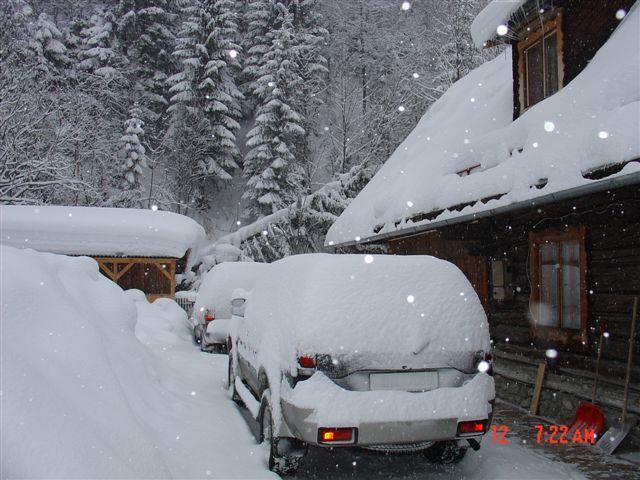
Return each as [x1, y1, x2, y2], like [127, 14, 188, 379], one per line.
[457, 420, 487, 436]
[298, 355, 315, 368]
[204, 309, 214, 322]
[318, 427, 357, 444]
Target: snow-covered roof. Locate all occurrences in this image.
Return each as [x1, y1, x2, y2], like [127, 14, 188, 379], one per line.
[0, 205, 206, 259]
[326, 6, 640, 247]
[470, 0, 527, 49]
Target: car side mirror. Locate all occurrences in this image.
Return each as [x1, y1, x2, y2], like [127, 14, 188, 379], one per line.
[231, 297, 246, 318]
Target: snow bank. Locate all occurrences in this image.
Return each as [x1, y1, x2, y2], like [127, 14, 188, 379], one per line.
[1, 246, 274, 478]
[327, 6, 639, 246]
[0, 205, 206, 260]
[194, 261, 269, 322]
[285, 371, 494, 425]
[470, 0, 526, 49]
[244, 254, 490, 375]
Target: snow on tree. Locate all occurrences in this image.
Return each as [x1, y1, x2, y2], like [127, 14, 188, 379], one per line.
[115, 0, 177, 123]
[120, 103, 148, 190]
[243, 2, 306, 218]
[77, 12, 124, 79]
[28, 12, 71, 79]
[166, 0, 243, 211]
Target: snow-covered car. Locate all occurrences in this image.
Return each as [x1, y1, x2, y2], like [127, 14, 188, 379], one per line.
[228, 253, 495, 475]
[192, 261, 268, 353]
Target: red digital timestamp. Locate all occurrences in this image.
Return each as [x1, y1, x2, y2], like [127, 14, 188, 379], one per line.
[490, 425, 597, 445]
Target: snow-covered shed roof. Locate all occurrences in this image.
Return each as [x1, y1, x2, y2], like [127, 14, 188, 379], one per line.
[326, 6, 640, 247]
[470, 0, 527, 49]
[0, 205, 206, 259]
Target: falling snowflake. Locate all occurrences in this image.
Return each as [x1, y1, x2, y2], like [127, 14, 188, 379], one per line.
[364, 255, 374, 264]
[412, 72, 420, 79]
[598, 131, 609, 139]
[496, 24, 508, 36]
[401, 1, 411, 11]
[616, 9, 626, 19]
[406, 200, 414, 207]
[545, 349, 558, 359]
[398, 105, 406, 112]
[544, 121, 555, 132]
[151, 205, 158, 211]
[228, 49, 238, 58]
[406, 295, 415, 303]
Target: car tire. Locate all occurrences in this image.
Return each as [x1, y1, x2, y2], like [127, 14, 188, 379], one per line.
[227, 352, 242, 405]
[260, 390, 300, 476]
[423, 441, 468, 464]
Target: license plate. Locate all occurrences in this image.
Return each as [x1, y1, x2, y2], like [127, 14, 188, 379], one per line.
[369, 372, 438, 392]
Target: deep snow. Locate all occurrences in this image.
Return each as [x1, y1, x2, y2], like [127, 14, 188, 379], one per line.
[0, 205, 206, 260]
[0, 246, 274, 479]
[0, 246, 594, 479]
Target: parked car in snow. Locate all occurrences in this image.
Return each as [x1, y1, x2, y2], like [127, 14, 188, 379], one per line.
[192, 262, 268, 353]
[228, 253, 495, 475]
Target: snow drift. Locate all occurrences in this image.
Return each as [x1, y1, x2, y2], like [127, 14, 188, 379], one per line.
[0, 246, 273, 479]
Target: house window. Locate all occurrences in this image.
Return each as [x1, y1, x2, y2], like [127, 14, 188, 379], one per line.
[529, 227, 587, 341]
[518, 11, 564, 111]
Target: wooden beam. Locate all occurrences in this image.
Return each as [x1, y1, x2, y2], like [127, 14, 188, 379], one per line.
[530, 363, 547, 415]
[154, 262, 173, 281]
[114, 261, 135, 281]
[96, 259, 117, 281]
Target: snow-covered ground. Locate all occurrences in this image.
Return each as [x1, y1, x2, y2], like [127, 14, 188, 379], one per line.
[1, 246, 591, 479]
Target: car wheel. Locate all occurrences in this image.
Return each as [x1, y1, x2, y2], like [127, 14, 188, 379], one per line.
[259, 390, 300, 476]
[227, 352, 242, 405]
[423, 441, 468, 464]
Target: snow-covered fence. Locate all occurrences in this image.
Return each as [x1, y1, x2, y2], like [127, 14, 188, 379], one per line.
[175, 297, 195, 317]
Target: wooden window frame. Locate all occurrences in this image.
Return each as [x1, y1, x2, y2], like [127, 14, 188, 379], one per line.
[517, 10, 565, 113]
[529, 226, 587, 345]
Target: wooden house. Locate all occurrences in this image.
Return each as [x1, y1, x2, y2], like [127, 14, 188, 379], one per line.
[0, 205, 206, 300]
[327, 1, 639, 447]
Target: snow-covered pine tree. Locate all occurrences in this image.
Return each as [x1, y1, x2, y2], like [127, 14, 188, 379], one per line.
[116, 0, 177, 123]
[117, 103, 148, 206]
[28, 12, 71, 80]
[241, 0, 273, 113]
[243, 2, 306, 218]
[77, 12, 124, 80]
[165, 0, 243, 212]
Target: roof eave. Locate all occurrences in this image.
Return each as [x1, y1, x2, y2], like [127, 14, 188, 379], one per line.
[327, 171, 640, 250]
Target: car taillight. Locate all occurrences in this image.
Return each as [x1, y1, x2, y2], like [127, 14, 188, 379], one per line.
[318, 427, 357, 445]
[457, 420, 487, 436]
[298, 355, 315, 368]
[204, 309, 214, 322]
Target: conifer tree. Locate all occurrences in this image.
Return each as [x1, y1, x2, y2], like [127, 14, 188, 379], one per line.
[117, 103, 147, 206]
[28, 13, 71, 79]
[166, 0, 243, 211]
[77, 12, 123, 79]
[243, 2, 305, 217]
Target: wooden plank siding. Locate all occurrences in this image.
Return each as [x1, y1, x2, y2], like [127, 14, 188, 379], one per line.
[511, 0, 636, 118]
[384, 184, 640, 381]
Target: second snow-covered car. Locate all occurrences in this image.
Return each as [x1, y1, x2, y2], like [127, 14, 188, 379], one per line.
[192, 261, 268, 353]
[228, 253, 495, 475]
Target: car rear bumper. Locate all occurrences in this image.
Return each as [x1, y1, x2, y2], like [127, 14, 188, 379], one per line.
[280, 398, 490, 446]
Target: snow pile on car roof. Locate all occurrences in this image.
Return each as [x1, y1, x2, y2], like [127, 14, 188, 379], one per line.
[194, 261, 269, 320]
[244, 254, 490, 368]
[470, 0, 526, 48]
[327, 6, 639, 246]
[0, 205, 206, 259]
[0, 246, 273, 478]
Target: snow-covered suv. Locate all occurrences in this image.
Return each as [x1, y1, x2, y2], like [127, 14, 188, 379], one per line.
[228, 254, 494, 475]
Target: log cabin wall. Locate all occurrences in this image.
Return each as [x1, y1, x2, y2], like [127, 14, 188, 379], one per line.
[511, 0, 636, 118]
[95, 257, 177, 300]
[385, 185, 640, 378]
